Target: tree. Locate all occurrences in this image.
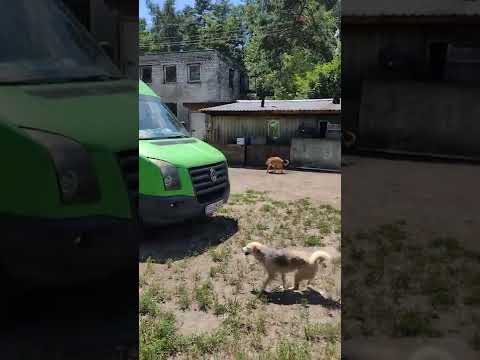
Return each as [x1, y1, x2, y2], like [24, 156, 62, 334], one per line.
[138, 0, 340, 99]
[243, 0, 340, 99]
[295, 55, 341, 99]
[146, 0, 182, 52]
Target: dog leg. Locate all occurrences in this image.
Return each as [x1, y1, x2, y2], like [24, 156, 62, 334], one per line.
[266, 164, 272, 174]
[293, 273, 303, 290]
[281, 273, 287, 290]
[260, 274, 273, 292]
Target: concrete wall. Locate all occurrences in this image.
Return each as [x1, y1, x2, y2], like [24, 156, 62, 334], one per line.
[246, 145, 291, 167]
[211, 144, 290, 167]
[342, 21, 480, 136]
[211, 144, 245, 166]
[139, 51, 245, 126]
[359, 80, 480, 156]
[291, 138, 341, 170]
[208, 114, 341, 145]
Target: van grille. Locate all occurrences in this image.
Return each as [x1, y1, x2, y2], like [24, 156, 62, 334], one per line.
[117, 149, 139, 217]
[189, 162, 228, 204]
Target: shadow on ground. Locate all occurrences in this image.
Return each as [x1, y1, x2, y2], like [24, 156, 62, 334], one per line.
[140, 216, 239, 263]
[255, 288, 341, 309]
[0, 268, 138, 360]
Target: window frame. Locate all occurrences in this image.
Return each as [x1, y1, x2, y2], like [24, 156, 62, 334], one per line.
[141, 65, 152, 84]
[187, 63, 201, 83]
[163, 64, 177, 84]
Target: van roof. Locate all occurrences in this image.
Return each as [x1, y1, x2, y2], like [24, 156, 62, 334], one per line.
[139, 80, 158, 97]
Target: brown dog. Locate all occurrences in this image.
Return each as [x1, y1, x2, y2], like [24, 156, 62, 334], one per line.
[266, 157, 290, 174]
[242, 242, 330, 292]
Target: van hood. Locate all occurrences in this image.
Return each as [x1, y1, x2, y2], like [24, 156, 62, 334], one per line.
[0, 80, 137, 152]
[139, 138, 226, 168]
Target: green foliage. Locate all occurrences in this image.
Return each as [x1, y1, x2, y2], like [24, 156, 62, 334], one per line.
[140, 0, 340, 99]
[295, 55, 341, 99]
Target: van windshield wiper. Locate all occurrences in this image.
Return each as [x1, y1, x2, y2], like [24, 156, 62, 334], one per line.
[63, 74, 123, 82]
[164, 134, 189, 139]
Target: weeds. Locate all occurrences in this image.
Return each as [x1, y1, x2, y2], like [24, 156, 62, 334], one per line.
[195, 281, 215, 312]
[176, 283, 191, 311]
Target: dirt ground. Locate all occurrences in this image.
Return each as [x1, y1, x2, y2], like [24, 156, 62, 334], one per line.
[229, 168, 341, 209]
[341, 156, 480, 360]
[139, 169, 341, 359]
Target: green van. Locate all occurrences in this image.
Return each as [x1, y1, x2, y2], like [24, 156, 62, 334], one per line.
[139, 81, 229, 225]
[0, 0, 137, 285]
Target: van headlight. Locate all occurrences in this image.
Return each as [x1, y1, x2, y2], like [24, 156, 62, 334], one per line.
[149, 159, 181, 191]
[23, 128, 100, 204]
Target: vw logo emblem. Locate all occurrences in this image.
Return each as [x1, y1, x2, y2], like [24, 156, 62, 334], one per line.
[209, 168, 217, 183]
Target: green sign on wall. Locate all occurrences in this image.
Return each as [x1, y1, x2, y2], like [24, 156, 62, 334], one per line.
[267, 119, 280, 140]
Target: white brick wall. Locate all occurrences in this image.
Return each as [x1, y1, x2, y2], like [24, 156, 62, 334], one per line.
[140, 50, 245, 125]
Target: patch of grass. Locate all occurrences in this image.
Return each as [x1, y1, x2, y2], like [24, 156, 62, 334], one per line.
[209, 246, 231, 263]
[471, 329, 480, 351]
[176, 283, 191, 311]
[184, 329, 228, 357]
[213, 300, 228, 316]
[256, 223, 269, 231]
[304, 321, 340, 343]
[209, 262, 227, 278]
[430, 289, 455, 309]
[139, 289, 158, 317]
[255, 313, 267, 335]
[322, 341, 340, 360]
[304, 235, 324, 247]
[260, 203, 274, 213]
[222, 299, 244, 335]
[317, 221, 331, 236]
[195, 281, 215, 312]
[261, 340, 311, 360]
[464, 287, 480, 306]
[141, 257, 155, 285]
[139, 311, 179, 360]
[392, 310, 441, 337]
[429, 237, 462, 257]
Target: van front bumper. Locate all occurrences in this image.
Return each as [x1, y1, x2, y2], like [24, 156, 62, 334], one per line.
[139, 185, 230, 226]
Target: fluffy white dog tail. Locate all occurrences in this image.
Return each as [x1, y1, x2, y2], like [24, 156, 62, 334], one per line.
[309, 250, 331, 265]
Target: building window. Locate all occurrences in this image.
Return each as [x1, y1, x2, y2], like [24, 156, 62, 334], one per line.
[188, 63, 201, 83]
[165, 103, 178, 117]
[141, 66, 152, 83]
[229, 69, 235, 89]
[445, 43, 480, 82]
[164, 65, 177, 83]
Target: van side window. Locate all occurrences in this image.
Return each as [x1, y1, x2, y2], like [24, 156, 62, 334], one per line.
[141, 66, 152, 84]
[164, 65, 177, 83]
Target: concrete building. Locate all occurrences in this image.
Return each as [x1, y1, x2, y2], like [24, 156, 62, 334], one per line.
[201, 99, 341, 170]
[139, 50, 248, 140]
[342, 0, 480, 158]
[63, 0, 138, 78]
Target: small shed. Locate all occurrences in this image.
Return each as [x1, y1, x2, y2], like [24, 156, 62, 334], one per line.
[201, 99, 342, 170]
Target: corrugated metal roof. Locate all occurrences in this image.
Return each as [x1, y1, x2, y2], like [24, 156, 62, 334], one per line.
[343, 0, 480, 16]
[200, 99, 341, 114]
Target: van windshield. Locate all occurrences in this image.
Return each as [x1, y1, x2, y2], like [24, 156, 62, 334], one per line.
[139, 95, 190, 140]
[0, 0, 121, 84]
